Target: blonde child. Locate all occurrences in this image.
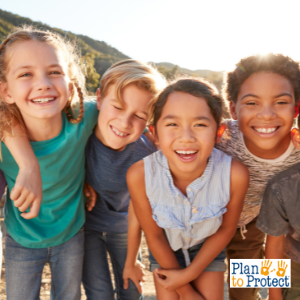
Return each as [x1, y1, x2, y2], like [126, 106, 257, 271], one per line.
[126, 78, 249, 300]
[82, 60, 165, 300]
[0, 27, 98, 299]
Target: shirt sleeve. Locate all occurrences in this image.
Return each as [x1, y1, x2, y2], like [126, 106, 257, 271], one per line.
[82, 100, 98, 135]
[256, 182, 288, 236]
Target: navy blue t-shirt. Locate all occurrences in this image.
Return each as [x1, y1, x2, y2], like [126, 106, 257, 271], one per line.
[85, 132, 156, 232]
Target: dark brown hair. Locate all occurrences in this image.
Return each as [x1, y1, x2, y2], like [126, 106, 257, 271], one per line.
[152, 78, 227, 131]
[224, 53, 300, 126]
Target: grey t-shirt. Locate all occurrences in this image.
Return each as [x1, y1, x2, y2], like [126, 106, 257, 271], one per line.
[216, 119, 300, 227]
[85, 132, 156, 233]
[257, 163, 300, 263]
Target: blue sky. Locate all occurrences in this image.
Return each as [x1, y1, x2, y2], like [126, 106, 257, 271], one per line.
[2, 0, 300, 71]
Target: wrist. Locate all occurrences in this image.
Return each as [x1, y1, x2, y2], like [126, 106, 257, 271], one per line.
[176, 283, 194, 296]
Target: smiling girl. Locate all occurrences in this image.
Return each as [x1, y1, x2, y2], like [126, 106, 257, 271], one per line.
[127, 78, 249, 300]
[0, 27, 98, 300]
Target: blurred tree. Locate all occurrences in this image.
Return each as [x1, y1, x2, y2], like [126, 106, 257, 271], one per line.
[82, 53, 101, 92]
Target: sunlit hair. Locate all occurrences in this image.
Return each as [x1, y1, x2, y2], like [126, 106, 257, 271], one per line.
[153, 78, 228, 131]
[224, 53, 300, 126]
[0, 25, 86, 138]
[99, 59, 166, 123]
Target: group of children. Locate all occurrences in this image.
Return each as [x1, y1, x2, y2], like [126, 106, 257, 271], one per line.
[0, 26, 299, 300]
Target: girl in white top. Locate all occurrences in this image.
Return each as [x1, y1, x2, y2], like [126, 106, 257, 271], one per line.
[127, 78, 249, 300]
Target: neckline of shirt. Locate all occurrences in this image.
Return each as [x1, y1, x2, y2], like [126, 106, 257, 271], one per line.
[160, 149, 215, 197]
[239, 131, 294, 163]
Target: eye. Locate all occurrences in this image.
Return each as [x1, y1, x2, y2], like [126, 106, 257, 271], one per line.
[19, 73, 31, 78]
[246, 101, 257, 106]
[113, 106, 122, 110]
[50, 71, 62, 75]
[166, 123, 177, 127]
[195, 123, 207, 127]
[276, 100, 288, 105]
[135, 114, 146, 121]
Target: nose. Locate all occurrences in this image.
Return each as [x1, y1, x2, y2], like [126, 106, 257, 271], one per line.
[35, 74, 52, 91]
[118, 112, 131, 129]
[179, 127, 196, 143]
[257, 104, 277, 121]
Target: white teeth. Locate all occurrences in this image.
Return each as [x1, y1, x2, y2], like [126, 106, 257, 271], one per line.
[32, 97, 55, 103]
[176, 150, 197, 154]
[254, 127, 277, 133]
[112, 126, 128, 137]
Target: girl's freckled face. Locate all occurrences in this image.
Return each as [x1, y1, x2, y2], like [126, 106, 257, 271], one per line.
[155, 92, 218, 177]
[3, 40, 71, 125]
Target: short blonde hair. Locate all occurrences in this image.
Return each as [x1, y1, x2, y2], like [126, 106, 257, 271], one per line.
[100, 60, 166, 122]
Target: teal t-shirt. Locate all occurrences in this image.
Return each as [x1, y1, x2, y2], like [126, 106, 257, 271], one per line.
[1, 100, 98, 248]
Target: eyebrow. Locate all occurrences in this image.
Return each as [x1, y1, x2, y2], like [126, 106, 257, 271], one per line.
[162, 115, 210, 121]
[13, 64, 63, 74]
[240, 92, 293, 101]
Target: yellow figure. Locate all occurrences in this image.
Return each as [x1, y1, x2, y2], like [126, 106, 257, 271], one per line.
[261, 260, 272, 276]
[276, 261, 288, 277]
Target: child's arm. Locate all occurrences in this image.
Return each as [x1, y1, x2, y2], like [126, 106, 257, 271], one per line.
[123, 202, 145, 293]
[265, 235, 285, 300]
[3, 124, 42, 219]
[127, 160, 203, 299]
[155, 159, 249, 291]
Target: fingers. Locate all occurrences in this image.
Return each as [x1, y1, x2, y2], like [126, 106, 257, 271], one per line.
[84, 183, 97, 211]
[12, 189, 29, 208]
[133, 278, 142, 294]
[10, 186, 23, 201]
[154, 268, 167, 279]
[21, 200, 41, 219]
[83, 182, 91, 197]
[123, 278, 129, 290]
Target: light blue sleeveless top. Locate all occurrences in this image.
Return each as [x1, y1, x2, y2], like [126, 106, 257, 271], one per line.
[144, 148, 232, 252]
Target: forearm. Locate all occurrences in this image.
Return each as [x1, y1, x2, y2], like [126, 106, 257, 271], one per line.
[125, 203, 143, 266]
[182, 226, 235, 282]
[266, 235, 284, 300]
[3, 124, 38, 170]
[146, 233, 198, 295]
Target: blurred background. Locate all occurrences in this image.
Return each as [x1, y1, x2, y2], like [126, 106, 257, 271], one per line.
[1, 0, 300, 93]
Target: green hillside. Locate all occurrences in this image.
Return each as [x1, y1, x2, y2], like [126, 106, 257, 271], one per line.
[0, 9, 224, 92]
[0, 9, 130, 91]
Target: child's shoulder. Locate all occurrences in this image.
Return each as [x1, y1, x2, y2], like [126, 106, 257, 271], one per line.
[267, 161, 300, 189]
[127, 159, 145, 184]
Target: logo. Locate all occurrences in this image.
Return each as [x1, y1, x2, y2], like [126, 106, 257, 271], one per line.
[230, 259, 291, 288]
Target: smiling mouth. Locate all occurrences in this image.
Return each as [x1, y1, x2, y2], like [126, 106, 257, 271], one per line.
[252, 126, 279, 134]
[175, 150, 198, 160]
[31, 97, 56, 104]
[110, 125, 130, 137]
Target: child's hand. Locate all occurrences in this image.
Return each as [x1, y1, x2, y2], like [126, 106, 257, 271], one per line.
[291, 128, 300, 149]
[11, 163, 42, 219]
[123, 260, 145, 293]
[153, 268, 185, 291]
[84, 183, 97, 211]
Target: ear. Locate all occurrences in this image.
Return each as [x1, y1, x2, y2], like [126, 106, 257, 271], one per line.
[0, 82, 14, 104]
[96, 88, 101, 110]
[150, 125, 160, 149]
[229, 101, 238, 120]
[215, 123, 227, 143]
